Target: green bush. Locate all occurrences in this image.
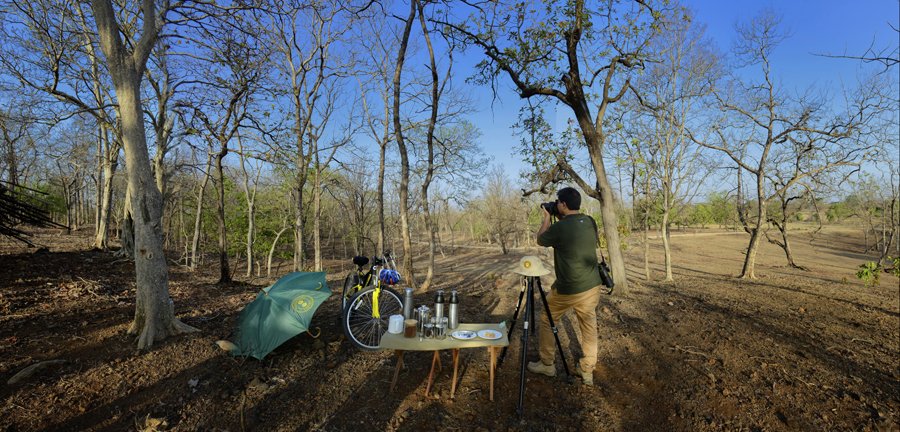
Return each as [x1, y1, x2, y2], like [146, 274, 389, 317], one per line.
[855, 261, 881, 287]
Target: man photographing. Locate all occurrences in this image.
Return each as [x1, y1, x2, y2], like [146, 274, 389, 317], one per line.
[527, 187, 603, 385]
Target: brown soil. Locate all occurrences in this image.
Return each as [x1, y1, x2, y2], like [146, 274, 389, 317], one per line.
[0, 225, 898, 431]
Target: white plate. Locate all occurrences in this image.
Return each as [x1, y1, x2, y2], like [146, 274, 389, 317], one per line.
[477, 329, 502, 340]
[451, 330, 477, 340]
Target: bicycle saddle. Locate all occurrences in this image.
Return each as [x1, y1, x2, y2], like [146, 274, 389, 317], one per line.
[353, 256, 369, 267]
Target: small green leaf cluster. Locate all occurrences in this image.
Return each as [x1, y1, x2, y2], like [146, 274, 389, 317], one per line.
[889, 257, 900, 278]
[855, 261, 881, 287]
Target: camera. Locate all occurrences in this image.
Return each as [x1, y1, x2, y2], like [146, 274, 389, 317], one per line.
[541, 201, 561, 217]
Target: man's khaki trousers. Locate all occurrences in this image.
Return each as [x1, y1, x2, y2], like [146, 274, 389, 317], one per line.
[537, 285, 601, 371]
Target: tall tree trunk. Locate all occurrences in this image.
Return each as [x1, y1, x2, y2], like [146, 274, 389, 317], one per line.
[246, 201, 255, 277]
[91, 0, 196, 348]
[94, 138, 102, 231]
[377, 119, 387, 256]
[190, 153, 212, 270]
[392, 0, 417, 289]
[2, 129, 18, 186]
[267, 225, 289, 277]
[662, 193, 673, 281]
[641, 166, 651, 281]
[740, 173, 767, 279]
[150, 56, 173, 212]
[178, 194, 187, 263]
[313, 162, 322, 271]
[777, 224, 800, 268]
[293, 185, 305, 271]
[742, 226, 763, 279]
[237, 136, 256, 278]
[572, 120, 628, 292]
[94, 132, 118, 250]
[417, 0, 438, 290]
[214, 145, 230, 283]
[62, 176, 75, 232]
[118, 184, 135, 258]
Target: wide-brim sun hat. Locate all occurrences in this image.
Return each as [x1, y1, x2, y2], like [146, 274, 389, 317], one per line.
[511, 255, 551, 277]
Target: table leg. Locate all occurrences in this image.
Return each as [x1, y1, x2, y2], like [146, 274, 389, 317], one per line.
[489, 346, 496, 401]
[390, 350, 404, 392]
[425, 351, 440, 396]
[450, 349, 460, 399]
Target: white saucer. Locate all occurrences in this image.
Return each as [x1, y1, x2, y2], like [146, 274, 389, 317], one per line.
[451, 330, 477, 340]
[477, 329, 502, 340]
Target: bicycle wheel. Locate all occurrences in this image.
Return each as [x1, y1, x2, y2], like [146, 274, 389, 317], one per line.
[341, 272, 360, 312]
[343, 286, 402, 350]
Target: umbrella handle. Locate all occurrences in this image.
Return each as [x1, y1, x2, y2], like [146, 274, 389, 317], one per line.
[306, 327, 322, 339]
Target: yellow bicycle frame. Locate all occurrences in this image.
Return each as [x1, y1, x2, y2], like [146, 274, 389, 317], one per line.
[349, 271, 383, 318]
[372, 282, 381, 319]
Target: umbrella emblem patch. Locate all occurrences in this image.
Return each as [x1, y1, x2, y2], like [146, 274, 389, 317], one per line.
[291, 295, 315, 313]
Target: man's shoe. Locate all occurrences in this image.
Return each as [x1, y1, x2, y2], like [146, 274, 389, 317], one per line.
[527, 361, 556, 377]
[575, 364, 594, 385]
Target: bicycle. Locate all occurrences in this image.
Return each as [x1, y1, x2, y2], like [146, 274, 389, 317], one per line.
[341, 251, 404, 350]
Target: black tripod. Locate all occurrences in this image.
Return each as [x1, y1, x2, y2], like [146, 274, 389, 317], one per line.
[498, 275, 570, 417]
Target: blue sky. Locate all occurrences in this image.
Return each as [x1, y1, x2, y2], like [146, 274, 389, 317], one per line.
[468, 0, 900, 185]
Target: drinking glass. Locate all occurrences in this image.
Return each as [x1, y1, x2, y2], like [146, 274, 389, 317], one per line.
[436, 317, 448, 340]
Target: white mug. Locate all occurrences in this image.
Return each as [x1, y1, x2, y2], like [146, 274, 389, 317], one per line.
[388, 314, 404, 334]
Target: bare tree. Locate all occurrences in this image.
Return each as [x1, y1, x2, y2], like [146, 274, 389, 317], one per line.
[267, 0, 355, 272]
[628, 12, 718, 281]
[90, 0, 197, 348]
[1, 0, 126, 250]
[691, 11, 880, 278]
[393, 0, 418, 288]
[479, 164, 526, 255]
[354, 15, 395, 258]
[236, 134, 263, 277]
[0, 104, 38, 187]
[145, 45, 181, 207]
[332, 158, 377, 255]
[50, 122, 95, 231]
[179, 20, 266, 284]
[440, 0, 675, 293]
[187, 148, 212, 270]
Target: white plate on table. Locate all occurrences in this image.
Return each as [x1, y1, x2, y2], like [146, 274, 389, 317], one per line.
[477, 329, 502, 340]
[451, 330, 477, 340]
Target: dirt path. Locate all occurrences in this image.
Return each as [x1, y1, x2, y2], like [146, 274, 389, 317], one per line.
[0, 226, 897, 431]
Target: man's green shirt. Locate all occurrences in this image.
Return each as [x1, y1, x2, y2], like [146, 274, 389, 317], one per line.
[537, 214, 602, 295]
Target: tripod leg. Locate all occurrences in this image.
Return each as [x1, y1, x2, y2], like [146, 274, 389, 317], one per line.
[498, 277, 527, 367]
[536, 278, 571, 378]
[516, 277, 534, 417]
[530, 282, 537, 335]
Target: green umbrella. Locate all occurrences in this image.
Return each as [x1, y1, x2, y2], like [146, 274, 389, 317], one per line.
[232, 272, 332, 360]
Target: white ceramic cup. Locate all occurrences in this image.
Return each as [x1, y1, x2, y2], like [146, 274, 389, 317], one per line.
[388, 314, 404, 334]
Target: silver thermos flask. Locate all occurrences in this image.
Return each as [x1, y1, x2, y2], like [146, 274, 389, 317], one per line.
[448, 289, 459, 329]
[434, 289, 445, 321]
[403, 287, 414, 319]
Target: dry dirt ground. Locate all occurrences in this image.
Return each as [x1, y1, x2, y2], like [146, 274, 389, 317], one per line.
[0, 225, 897, 431]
